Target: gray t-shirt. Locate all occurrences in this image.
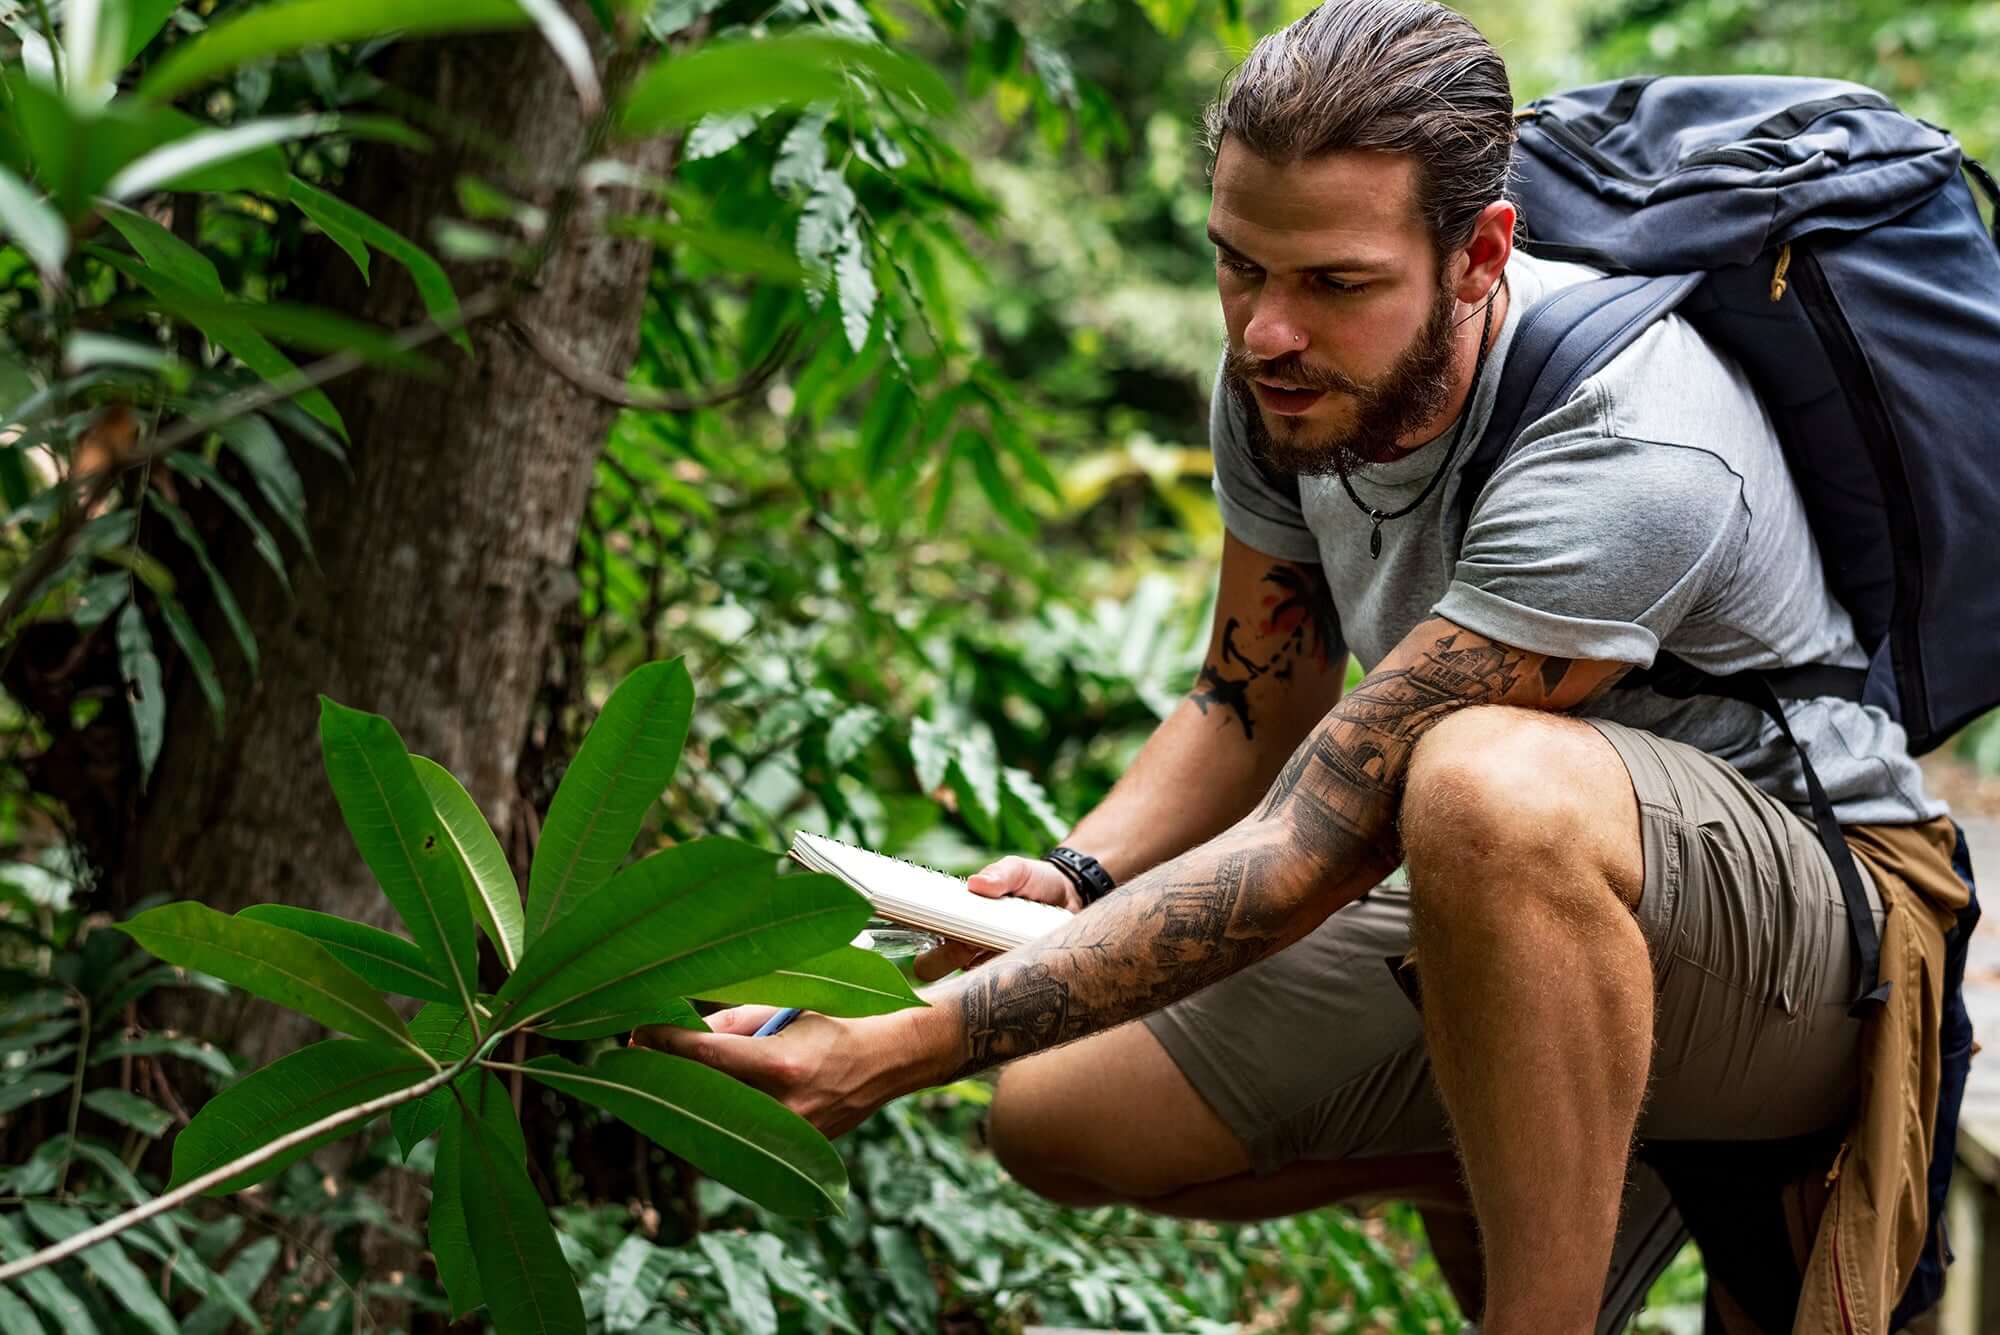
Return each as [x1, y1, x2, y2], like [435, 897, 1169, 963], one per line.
[1210, 249, 1940, 826]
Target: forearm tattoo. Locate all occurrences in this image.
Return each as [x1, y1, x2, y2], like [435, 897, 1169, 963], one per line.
[1191, 562, 1339, 740]
[944, 619, 1622, 1080]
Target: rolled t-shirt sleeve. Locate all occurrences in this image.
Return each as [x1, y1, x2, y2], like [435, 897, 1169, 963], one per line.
[1206, 353, 1322, 563]
[1435, 434, 1750, 666]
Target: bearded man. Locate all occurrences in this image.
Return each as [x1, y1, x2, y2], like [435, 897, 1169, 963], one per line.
[646, 3, 1963, 1329]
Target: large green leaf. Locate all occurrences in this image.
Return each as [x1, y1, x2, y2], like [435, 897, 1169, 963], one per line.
[113, 902, 420, 1054]
[318, 697, 480, 1019]
[412, 757, 523, 971]
[524, 1049, 846, 1217]
[453, 1070, 583, 1335]
[524, 659, 692, 947]
[530, 995, 707, 1042]
[496, 839, 868, 1028]
[429, 1109, 480, 1319]
[168, 1039, 433, 1194]
[390, 1002, 479, 1157]
[694, 944, 924, 1017]
[138, 0, 535, 102]
[236, 904, 452, 1003]
[620, 34, 952, 137]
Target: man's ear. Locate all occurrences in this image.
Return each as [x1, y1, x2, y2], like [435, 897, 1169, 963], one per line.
[1452, 199, 1517, 304]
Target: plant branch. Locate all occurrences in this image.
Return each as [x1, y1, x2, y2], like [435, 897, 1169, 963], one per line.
[506, 317, 797, 412]
[0, 1051, 473, 1285]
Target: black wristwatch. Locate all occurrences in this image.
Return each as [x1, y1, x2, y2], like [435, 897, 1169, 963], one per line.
[1044, 846, 1117, 907]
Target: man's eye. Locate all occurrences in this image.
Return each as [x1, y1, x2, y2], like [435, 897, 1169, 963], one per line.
[1319, 277, 1368, 295]
[1216, 254, 1260, 276]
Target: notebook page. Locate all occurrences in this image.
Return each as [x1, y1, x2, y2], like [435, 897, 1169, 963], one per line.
[790, 831, 1072, 953]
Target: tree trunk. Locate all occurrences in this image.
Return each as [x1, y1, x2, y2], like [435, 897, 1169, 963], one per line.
[119, 21, 672, 1063]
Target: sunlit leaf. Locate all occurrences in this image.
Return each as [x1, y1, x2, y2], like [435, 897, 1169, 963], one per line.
[0, 162, 66, 274]
[167, 1039, 433, 1193]
[104, 113, 338, 200]
[236, 904, 453, 1003]
[524, 658, 693, 947]
[524, 1048, 846, 1216]
[139, 0, 534, 102]
[499, 838, 867, 1026]
[285, 178, 470, 354]
[620, 33, 952, 138]
[693, 944, 924, 1017]
[114, 903, 421, 1054]
[412, 756, 523, 971]
[318, 698, 480, 1018]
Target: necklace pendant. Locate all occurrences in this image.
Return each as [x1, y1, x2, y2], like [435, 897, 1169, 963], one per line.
[1369, 520, 1383, 560]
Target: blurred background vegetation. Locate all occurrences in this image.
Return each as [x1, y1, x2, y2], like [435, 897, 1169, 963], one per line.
[0, 0, 1994, 1329]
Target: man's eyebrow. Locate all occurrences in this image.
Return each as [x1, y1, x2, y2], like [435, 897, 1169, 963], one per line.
[1204, 226, 1388, 275]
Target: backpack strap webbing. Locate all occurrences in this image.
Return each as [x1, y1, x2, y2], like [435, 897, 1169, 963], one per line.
[1464, 269, 1890, 1013]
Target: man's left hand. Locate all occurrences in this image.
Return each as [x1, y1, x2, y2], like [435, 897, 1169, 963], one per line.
[632, 1004, 947, 1140]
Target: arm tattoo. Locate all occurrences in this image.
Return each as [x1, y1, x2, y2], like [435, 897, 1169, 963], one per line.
[1190, 562, 1339, 741]
[939, 619, 1623, 1081]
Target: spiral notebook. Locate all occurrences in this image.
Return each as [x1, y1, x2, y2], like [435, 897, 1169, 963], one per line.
[787, 830, 1073, 954]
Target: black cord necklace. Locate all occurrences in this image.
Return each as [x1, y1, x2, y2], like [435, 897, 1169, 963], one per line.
[1334, 276, 1504, 560]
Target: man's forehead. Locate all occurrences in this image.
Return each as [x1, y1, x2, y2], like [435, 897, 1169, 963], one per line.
[1208, 140, 1425, 261]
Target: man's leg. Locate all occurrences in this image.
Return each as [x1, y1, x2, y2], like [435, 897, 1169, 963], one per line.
[1401, 706, 1652, 1335]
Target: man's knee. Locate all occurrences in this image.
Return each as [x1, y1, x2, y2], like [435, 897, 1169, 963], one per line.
[988, 1056, 1127, 1205]
[1401, 705, 1643, 914]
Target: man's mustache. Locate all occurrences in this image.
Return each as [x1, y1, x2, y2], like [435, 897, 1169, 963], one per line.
[1222, 347, 1367, 397]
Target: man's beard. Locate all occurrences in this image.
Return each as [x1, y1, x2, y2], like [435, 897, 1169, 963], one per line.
[1224, 273, 1463, 478]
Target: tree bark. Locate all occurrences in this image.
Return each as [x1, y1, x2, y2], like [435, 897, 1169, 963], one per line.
[119, 20, 673, 1064]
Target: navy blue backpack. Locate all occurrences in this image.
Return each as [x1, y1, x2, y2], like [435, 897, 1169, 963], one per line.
[1462, 75, 1994, 1327]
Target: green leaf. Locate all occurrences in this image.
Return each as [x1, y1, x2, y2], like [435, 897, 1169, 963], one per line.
[965, 431, 1036, 535]
[824, 705, 884, 769]
[0, 1071, 73, 1115]
[428, 1122, 479, 1319]
[530, 996, 707, 1042]
[0, 1212, 94, 1335]
[834, 231, 876, 353]
[168, 1039, 434, 1193]
[693, 945, 924, 1017]
[100, 204, 222, 295]
[454, 1071, 584, 1335]
[236, 904, 453, 1003]
[81, 1088, 172, 1138]
[524, 1048, 845, 1217]
[497, 839, 869, 1027]
[114, 602, 163, 786]
[155, 594, 225, 732]
[0, 162, 66, 274]
[697, 1234, 777, 1335]
[390, 1002, 479, 1157]
[620, 34, 952, 137]
[525, 659, 693, 947]
[180, 1236, 278, 1335]
[318, 697, 481, 1019]
[150, 496, 258, 673]
[606, 217, 806, 283]
[112, 902, 420, 1055]
[285, 179, 470, 354]
[412, 756, 523, 972]
[21, 1203, 175, 1335]
[1001, 765, 1067, 849]
[163, 453, 293, 596]
[908, 717, 953, 795]
[139, 0, 535, 102]
[0, 1282, 46, 1335]
[104, 113, 338, 200]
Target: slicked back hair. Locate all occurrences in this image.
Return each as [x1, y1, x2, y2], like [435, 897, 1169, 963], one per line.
[1203, 0, 1516, 257]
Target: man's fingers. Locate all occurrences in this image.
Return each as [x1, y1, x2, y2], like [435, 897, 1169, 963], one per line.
[966, 855, 1032, 898]
[913, 941, 977, 982]
[704, 1005, 780, 1036]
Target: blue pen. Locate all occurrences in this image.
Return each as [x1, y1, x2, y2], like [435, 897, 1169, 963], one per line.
[753, 1006, 803, 1037]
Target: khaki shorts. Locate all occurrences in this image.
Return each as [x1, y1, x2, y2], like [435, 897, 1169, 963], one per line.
[1141, 718, 1886, 1324]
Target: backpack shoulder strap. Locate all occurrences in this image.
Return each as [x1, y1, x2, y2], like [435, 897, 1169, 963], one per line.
[1457, 270, 1703, 532]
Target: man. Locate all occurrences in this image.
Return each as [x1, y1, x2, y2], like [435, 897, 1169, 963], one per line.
[644, 2, 1958, 1329]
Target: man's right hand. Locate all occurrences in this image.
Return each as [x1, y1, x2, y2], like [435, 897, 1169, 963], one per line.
[911, 855, 1083, 982]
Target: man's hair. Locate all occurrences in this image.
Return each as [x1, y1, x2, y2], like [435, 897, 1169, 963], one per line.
[1203, 0, 1515, 255]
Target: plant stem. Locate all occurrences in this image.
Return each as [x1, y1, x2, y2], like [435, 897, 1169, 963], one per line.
[0, 1049, 473, 1285]
[52, 988, 89, 1201]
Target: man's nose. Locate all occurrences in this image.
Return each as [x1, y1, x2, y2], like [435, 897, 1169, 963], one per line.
[1243, 294, 1307, 361]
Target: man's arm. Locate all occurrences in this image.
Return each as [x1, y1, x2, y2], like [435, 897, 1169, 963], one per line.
[1063, 530, 1349, 884]
[914, 615, 1627, 1083]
